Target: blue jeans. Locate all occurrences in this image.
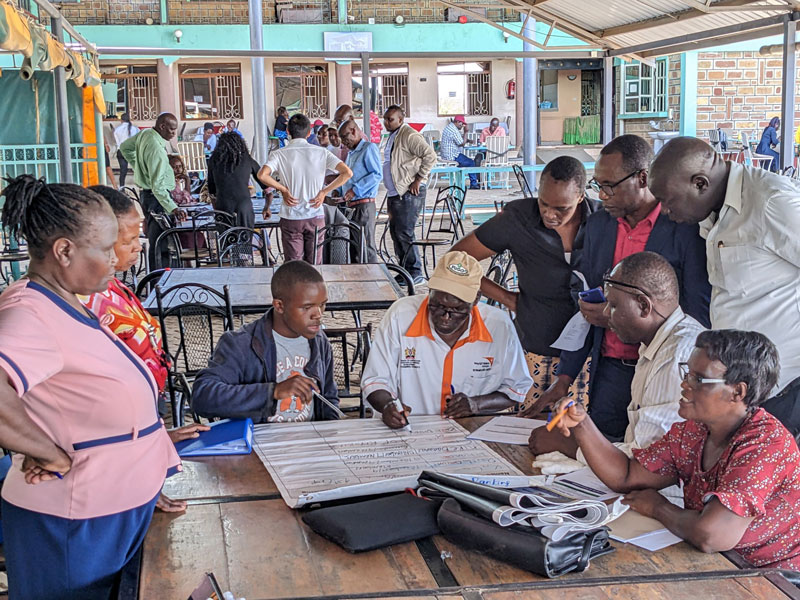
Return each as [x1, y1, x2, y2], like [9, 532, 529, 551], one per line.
[455, 153, 479, 188]
[387, 188, 426, 277]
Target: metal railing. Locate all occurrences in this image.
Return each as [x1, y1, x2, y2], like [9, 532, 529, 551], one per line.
[0, 143, 101, 188]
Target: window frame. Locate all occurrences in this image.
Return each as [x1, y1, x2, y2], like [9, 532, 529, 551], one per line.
[178, 63, 244, 121]
[620, 58, 668, 117]
[539, 70, 559, 111]
[100, 63, 160, 121]
[436, 61, 492, 117]
[273, 63, 330, 120]
[351, 62, 409, 118]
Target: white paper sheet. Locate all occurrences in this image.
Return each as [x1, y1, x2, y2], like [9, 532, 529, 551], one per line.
[252, 416, 524, 508]
[629, 529, 682, 551]
[552, 467, 620, 502]
[466, 415, 548, 445]
[550, 311, 592, 351]
[608, 508, 682, 551]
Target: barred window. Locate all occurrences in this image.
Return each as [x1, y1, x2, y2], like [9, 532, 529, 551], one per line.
[621, 58, 667, 115]
[437, 62, 491, 117]
[179, 64, 243, 121]
[274, 64, 329, 120]
[352, 63, 409, 117]
[100, 64, 159, 121]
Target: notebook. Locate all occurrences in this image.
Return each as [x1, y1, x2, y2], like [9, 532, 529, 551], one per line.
[175, 418, 254, 457]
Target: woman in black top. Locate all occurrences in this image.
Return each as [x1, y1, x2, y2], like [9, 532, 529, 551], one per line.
[207, 132, 267, 229]
[274, 106, 289, 147]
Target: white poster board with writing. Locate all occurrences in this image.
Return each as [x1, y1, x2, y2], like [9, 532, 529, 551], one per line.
[253, 416, 524, 508]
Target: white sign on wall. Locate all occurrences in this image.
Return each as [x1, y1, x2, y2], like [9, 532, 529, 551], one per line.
[323, 31, 373, 53]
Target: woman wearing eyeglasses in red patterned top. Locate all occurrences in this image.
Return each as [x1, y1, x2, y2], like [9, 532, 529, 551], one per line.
[553, 327, 800, 572]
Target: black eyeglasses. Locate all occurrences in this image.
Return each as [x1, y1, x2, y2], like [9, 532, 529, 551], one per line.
[602, 273, 668, 320]
[678, 362, 727, 388]
[588, 170, 642, 197]
[428, 302, 471, 320]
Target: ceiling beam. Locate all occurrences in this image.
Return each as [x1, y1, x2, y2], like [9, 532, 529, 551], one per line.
[93, 48, 600, 59]
[595, 0, 785, 38]
[607, 11, 791, 55]
[682, 0, 791, 12]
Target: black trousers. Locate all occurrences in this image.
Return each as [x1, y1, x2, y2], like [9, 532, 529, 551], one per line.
[347, 201, 378, 263]
[387, 188, 425, 277]
[116, 150, 129, 187]
[141, 189, 169, 270]
[588, 355, 636, 442]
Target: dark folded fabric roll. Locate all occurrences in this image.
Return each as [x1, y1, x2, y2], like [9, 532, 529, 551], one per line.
[437, 498, 614, 578]
[302, 493, 441, 553]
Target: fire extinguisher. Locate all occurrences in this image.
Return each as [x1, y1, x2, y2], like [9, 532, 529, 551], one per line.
[505, 79, 516, 100]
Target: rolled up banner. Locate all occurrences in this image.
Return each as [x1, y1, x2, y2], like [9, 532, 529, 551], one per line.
[0, 1, 32, 55]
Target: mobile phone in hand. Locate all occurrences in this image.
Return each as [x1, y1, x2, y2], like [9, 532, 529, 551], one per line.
[578, 287, 606, 304]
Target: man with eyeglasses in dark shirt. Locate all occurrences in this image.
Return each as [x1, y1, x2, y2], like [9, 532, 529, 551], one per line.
[526, 135, 710, 443]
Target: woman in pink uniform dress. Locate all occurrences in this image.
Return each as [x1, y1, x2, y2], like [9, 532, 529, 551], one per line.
[552, 329, 800, 572]
[0, 175, 180, 599]
[80, 185, 209, 513]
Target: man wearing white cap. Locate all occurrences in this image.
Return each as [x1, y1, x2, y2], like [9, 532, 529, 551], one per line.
[362, 251, 532, 429]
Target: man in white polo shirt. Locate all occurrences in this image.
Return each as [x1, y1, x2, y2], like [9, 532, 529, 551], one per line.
[362, 251, 532, 429]
[258, 113, 352, 263]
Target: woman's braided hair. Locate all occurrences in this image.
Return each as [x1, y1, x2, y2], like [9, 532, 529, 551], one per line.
[211, 131, 248, 171]
[1, 175, 106, 259]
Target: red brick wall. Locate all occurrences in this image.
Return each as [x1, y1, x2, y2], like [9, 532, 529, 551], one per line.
[696, 50, 800, 141]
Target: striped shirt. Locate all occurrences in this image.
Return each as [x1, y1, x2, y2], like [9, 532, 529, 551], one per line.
[577, 307, 705, 464]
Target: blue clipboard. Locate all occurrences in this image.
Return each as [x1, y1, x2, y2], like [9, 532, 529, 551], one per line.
[175, 418, 254, 457]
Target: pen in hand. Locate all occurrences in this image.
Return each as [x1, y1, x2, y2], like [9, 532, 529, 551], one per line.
[546, 400, 575, 432]
[392, 397, 412, 432]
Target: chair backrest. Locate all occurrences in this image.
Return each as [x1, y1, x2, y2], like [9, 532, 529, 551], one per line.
[708, 128, 721, 148]
[152, 227, 187, 270]
[313, 222, 365, 265]
[484, 251, 515, 307]
[135, 268, 170, 300]
[424, 186, 465, 242]
[155, 282, 235, 376]
[385, 263, 415, 296]
[485, 135, 510, 166]
[218, 227, 270, 267]
[512, 164, 534, 197]
[324, 323, 372, 415]
[423, 130, 441, 148]
[177, 141, 208, 176]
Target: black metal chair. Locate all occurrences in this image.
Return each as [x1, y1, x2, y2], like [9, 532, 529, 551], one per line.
[402, 185, 466, 279]
[135, 268, 169, 300]
[324, 323, 373, 418]
[155, 282, 235, 426]
[385, 263, 415, 296]
[513, 164, 534, 198]
[313, 222, 366, 265]
[217, 227, 273, 267]
[152, 227, 194, 270]
[484, 251, 517, 309]
[189, 209, 235, 266]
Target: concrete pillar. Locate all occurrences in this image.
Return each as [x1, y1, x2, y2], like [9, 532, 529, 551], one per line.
[360, 52, 371, 139]
[337, 0, 347, 25]
[780, 18, 797, 172]
[52, 17, 72, 183]
[515, 60, 523, 148]
[522, 15, 537, 191]
[249, 0, 269, 162]
[95, 107, 106, 185]
[157, 59, 177, 118]
[335, 62, 353, 109]
[602, 56, 614, 145]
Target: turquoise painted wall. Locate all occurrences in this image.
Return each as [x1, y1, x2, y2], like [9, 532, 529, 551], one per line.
[70, 20, 589, 60]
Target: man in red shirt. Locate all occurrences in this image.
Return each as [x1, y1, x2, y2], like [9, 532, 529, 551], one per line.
[525, 135, 711, 443]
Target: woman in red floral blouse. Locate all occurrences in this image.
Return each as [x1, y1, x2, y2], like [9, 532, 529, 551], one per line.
[553, 328, 800, 571]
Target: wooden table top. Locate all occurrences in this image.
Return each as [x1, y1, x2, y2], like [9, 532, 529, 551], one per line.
[142, 263, 402, 313]
[139, 417, 800, 600]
